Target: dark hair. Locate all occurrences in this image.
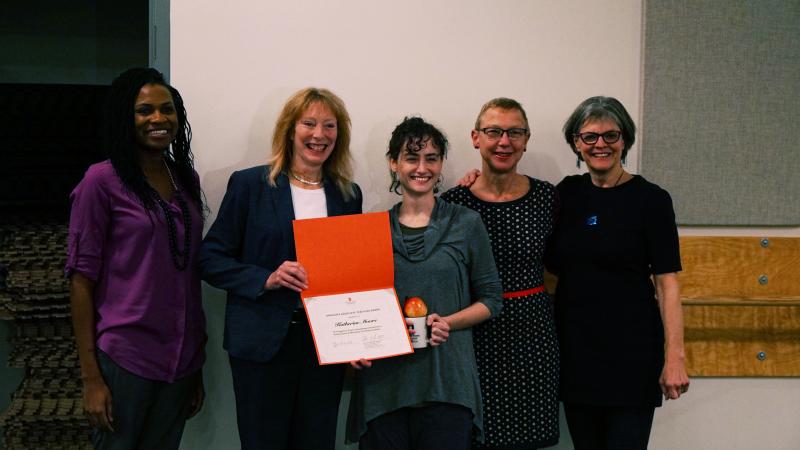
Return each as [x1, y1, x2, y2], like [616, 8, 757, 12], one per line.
[562, 96, 636, 162]
[474, 97, 530, 130]
[104, 67, 203, 213]
[386, 117, 448, 194]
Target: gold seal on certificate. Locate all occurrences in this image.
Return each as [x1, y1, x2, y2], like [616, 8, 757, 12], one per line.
[293, 212, 413, 365]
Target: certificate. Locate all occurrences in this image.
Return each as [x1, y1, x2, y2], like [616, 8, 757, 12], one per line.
[303, 288, 412, 364]
[293, 212, 413, 365]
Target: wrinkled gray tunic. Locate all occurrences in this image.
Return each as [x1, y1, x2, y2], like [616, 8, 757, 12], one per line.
[347, 198, 503, 443]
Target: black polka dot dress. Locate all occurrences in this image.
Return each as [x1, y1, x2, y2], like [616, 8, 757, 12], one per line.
[441, 177, 559, 449]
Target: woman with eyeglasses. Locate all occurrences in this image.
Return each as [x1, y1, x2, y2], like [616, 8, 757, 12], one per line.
[545, 96, 690, 450]
[442, 98, 559, 450]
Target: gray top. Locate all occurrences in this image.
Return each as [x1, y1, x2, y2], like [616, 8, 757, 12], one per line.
[347, 198, 503, 442]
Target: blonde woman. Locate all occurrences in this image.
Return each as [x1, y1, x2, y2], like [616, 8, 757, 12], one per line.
[200, 88, 362, 449]
[443, 98, 559, 449]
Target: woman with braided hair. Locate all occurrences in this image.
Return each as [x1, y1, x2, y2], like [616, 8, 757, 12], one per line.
[66, 67, 206, 449]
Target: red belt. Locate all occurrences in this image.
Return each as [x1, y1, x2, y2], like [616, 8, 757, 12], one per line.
[502, 285, 546, 299]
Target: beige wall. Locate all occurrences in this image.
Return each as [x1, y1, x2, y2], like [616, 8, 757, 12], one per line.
[171, 1, 800, 449]
[172, 0, 643, 215]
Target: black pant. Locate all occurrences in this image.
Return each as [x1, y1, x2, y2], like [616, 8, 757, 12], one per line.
[229, 320, 345, 450]
[92, 350, 198, 450]
[360, 403, 473, 450]
[563, 403, 655, 450]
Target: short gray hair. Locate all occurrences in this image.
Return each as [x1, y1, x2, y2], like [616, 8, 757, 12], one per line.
[562, 96, 636, 162]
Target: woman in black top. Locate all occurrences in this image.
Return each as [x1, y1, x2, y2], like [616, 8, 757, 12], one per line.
[546, 96, 690, 450]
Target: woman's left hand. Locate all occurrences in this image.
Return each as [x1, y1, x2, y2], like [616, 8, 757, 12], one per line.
[660, 356, 690, 400]
[187, 373, 205, 418]
[427, 314, 450, 346]
[654, 272, 690, 401]
[350, 358, 372, 369]
[457, 169, 481, 188]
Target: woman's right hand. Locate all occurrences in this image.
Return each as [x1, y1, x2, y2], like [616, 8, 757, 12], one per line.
[265, 261, 308, 292]
[350, 358, 372, 369]
[457, 169, 481, 187]
[83, 375, 114, 431]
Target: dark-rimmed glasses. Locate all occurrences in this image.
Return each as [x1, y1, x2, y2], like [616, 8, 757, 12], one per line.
[574, 130, 622, 145]
[478, 127, 529, 141]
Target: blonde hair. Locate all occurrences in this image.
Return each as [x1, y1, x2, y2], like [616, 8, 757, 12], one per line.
[474, 97, 530, 130]
[267, 87, 355, 199]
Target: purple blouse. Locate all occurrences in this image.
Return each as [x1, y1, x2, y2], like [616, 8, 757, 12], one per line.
[65, 160, 206, 382]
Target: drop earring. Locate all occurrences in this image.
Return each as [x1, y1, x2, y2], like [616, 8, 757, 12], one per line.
[389, 171, 402, 195]
[434, 174, 444, 194]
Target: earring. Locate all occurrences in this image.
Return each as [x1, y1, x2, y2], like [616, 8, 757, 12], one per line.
[389, 171, 402, 195]
[576, 155, 582, 168]
[434, 174, 444, 194]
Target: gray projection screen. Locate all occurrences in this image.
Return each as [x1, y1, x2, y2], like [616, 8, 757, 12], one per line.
[641, 1, 799, 226]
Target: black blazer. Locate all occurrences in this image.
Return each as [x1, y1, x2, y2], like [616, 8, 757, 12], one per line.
[199, 165, 363, 362]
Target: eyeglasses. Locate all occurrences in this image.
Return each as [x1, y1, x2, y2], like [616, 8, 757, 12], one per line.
[478, 127, 529, 141]
[574, 130, 622, 145]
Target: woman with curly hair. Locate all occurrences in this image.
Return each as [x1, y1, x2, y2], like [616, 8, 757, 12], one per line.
[348, 116, 502, 450]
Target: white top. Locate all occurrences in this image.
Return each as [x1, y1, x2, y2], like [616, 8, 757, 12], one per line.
[290, 184, 328, 219]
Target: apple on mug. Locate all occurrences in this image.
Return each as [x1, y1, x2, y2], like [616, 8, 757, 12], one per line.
[403, 296, 428, 318]
[403, 296, 429, 349]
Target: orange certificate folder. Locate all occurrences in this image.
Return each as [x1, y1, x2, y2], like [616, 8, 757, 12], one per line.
[293, 211, 413, 365]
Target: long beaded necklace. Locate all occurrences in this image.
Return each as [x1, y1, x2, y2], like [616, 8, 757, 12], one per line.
[150, 160, 192, 270]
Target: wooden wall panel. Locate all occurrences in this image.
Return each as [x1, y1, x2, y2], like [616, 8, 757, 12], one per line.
[684, 305, 800, 376]
[679, 237, 800, 376]
[679, 237, 800, 304]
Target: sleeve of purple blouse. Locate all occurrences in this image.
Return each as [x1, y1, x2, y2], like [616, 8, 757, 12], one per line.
[64, 166, 111, 282]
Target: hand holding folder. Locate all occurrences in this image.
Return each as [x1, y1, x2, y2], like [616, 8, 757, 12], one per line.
[293, 212, 413, 365]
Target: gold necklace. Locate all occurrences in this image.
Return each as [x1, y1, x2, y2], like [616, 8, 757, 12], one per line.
[289, 171, 322, 186]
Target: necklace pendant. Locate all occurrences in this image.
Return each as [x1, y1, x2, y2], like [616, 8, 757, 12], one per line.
[157, 158, 192, 271]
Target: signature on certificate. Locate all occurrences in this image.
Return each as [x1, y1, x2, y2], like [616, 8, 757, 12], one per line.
[361, 334, 385, 349]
